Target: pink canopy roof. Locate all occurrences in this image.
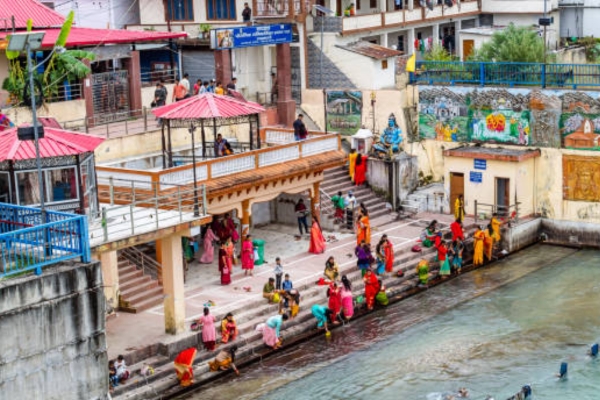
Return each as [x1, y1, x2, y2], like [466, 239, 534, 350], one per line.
[0, 126, 104, 162]
[152, 93, 265, 120]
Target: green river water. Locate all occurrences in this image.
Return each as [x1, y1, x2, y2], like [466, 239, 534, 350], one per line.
[181, 245, 600, 400]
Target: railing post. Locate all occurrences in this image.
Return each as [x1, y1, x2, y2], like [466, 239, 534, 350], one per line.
[143, 106, 148, 132]
[178, 186, 183, 222]
[106, 121, 110, 138]
[131, 181, 136, 205]
[479, 62, 485, 87]
[102, 207, 108, 242]
[129, 204, 135, 234]
[109, 176, 114, 205]
[202, 184, 207, 215]
[125, 118, 129, 135]
[474, 200, 478, 225]
[154, 184, 159, 229]
[541, 63, 546, 88]
[85, 117, 89, 133]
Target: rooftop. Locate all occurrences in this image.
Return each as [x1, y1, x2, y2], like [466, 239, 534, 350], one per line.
[0, 0, 65, 29]
[336, 41, 403, 60]
[443, 146, 541, 162]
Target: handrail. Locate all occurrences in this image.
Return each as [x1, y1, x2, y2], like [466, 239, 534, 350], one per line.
[474, 200, 520, 226]
[120, 246, 163, 283]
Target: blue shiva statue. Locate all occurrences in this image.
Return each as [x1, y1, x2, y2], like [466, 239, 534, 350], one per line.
[374, 113, 403, 155]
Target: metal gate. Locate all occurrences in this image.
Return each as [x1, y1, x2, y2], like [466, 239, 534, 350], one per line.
[291, 47, 301, 104]
[91, 70, 130, 124]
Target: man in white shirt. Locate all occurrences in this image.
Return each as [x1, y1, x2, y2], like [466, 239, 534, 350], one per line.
[344, 191, 357, 230]
[180, 73, 191, 98]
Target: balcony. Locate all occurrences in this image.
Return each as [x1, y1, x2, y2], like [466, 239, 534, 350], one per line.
[339, 1, 480, 35]
[253, 0, 313, 20]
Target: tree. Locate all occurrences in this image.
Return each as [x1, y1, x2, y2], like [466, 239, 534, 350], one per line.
[469, 24, 546, 63]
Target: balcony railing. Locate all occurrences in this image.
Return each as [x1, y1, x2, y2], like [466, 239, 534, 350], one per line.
[253, 0, 313, 18]
[411, 61, 600, 89]
[0, 203, 91, 279]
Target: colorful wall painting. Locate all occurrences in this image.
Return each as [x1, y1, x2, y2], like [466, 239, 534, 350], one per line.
[563, 155, 600, 202]
[325, 90, 363, 136]
[417, 87, 600, 149]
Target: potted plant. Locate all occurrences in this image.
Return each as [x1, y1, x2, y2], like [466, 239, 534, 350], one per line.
[199, 24, 212, 40]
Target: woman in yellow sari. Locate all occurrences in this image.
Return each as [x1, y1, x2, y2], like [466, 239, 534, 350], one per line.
[490, 213, 502, 242]
[348, 149, 358, 183]
[174, 347, 197, 387]
[484, 224, 494, 261]
[472, 225, 485, 267]
[221, 313, 238, 344]
[356, 209, 371, 245]
[208, 345, 239, 375]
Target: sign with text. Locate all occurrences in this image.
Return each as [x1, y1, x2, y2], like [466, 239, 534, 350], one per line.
[469, 171, 483, 183]
[474, 158, 487, 170]
[211, 24, 292, 50]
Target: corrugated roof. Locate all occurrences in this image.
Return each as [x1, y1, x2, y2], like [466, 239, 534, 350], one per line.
[152, 93, 265, 120]
[0, 0, 65, 29]
[336, 41, 403, 60]
[0, 126, 104, 161]
[0, 27, 187, 48]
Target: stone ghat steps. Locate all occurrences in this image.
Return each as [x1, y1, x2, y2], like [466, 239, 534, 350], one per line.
[112, 241, 448, 399]
[114, 256, 449, 400]
[118, 258, 164, 314]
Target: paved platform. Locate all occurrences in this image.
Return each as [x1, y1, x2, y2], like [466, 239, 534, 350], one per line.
[106, 212, 471, 359]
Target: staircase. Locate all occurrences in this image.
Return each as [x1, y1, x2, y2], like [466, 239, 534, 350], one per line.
[320, 166, 392, 231]
[400, 183, 449, 215]
[306, 37, 356, 89]
[118, 247, 164, 313]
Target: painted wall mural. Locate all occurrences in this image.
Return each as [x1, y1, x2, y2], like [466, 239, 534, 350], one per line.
[325, 90, 362, 136]
[417, 87, 600, 150]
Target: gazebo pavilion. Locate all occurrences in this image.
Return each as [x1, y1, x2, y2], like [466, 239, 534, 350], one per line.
[152, 93, 265, 168]
[0, 125, 104, 216]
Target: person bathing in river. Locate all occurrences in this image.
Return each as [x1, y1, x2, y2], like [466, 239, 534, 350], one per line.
[327, 282, 342, 325]
[340, 275, 354, 322]
[311, 304, 333, 333]
[208, 345, 240, 375]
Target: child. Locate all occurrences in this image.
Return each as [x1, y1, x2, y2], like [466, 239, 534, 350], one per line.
[451, 238, 464, 274]
[274, 257, 283, 290]
[437, 240, 451, 278]
[417, 258, 429, 286]
[115, 355, 129, 383]
[108, 360, 119, 388]
[282, 273, 293, 291]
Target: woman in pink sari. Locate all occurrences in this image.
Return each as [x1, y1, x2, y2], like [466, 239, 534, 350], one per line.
[340, 275, 354, 321]
[241, 234, 255, 276]
[219, 242, 232, 285]
[308, 217, 326, 254]
[199, 227, 217, 264]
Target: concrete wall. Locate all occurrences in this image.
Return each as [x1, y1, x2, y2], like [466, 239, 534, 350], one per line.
[504, 217, 542, 252]
[555, 46, 587, 64]
[493, 13, 561, 50]
[55, 0, 140, 29]
[0, 262, 107, 400]
[251, 201, 272, 227]
[301, 88, 408, 136]
[5, 99, 87, 127]
[367, 153, 419, 203]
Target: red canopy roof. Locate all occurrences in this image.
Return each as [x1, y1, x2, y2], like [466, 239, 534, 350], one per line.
[0, 126, 104, 162]
[152, 93, 265, 120]
[0, 27, 187, 48]
[0, 0, 65, 29]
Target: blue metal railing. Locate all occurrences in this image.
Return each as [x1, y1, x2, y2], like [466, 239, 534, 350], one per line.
[410, 61, 600, 89]
[0, 203, 91, 279]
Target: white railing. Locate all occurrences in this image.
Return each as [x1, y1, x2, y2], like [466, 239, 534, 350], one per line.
[265, 129, 297, 144]
[425, 5, 444, 18]
[97, 169, 153, 190]
[161, 165, 209, 185]
[302, 137, 338, 156]
[384, 10, 404, 25]
[259, 145, 300, 167]
[404, 8, 423, 22]
[211, 155, 256, 178]
[461, 1, 479, 12]
[342, 13, 382, 31]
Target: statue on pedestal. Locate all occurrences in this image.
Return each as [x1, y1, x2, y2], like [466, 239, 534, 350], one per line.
[373, 113, 403, 158]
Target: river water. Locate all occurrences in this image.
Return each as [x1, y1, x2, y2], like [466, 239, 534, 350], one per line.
[180, 245, 600, 400]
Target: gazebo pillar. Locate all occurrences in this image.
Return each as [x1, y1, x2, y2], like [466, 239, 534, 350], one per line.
[241, 199, 251, 239]
[311, 181, 321, 221]
[276, 43, 296, 127]
[161, 231, 187, 334]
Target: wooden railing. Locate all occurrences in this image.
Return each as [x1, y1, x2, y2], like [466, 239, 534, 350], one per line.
[260, 127, 329, 145]
[96, 134, 341, 191]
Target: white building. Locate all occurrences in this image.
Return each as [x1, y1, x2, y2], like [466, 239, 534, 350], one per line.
[559, 0, 600, 38]
[49, 0, 140, 29]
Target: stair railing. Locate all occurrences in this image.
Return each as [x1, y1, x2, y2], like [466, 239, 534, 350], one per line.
[120, 246, 163, 284]
[320, 188, 334, 215]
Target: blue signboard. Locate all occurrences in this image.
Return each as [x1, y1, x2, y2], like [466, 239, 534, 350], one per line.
[470, 171, 483, 183]
[212, 24, 293, 50]
[474, 159, 487, 170]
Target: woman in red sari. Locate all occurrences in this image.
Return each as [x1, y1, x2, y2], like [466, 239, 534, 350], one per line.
[354, 153, 368, 186]
[308, 217, 326, 254]
[363, 269, 379, 311]
[382, 234, 394, 273]
[218, 242, 232, 285]
[327, 282, 342, 324]
[224, 213, 239, 243]
[174, 347, 197, 387]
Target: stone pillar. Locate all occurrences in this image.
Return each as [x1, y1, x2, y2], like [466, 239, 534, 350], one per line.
[381, 33, 388, 48]
[99, 250, 119, 310]
[161, 232, 187, 334]
[214, 49, 233, 85]
[241, 199, 251, 238]
[276, 43, 296, 127]
[407, 28, 415, 55]
[311, 182, 321, 221]
[454, 20, 461, 57]
[381, 0, 387, 12]
[408, 0, 414, 11]
[124, 50, 142, 117]
[432, 23, 440, 45]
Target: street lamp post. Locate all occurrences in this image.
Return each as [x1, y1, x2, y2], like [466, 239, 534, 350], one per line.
[312, 5, 334, 88]
[189, 124, 200, 217]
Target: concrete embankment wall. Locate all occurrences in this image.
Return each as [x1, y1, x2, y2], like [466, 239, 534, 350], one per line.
[0, 262, 108, 400]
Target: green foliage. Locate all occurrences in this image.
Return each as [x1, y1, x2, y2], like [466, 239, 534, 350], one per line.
[199, 23, 212, 33]
[423, 43, 456, 62]
[576, 36, 600, 62]
[469, 24, 546, 63]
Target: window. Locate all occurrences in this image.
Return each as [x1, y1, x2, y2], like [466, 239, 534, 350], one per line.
[370, 0, 377, 8]
[207, 0, 236, 20]
[0, 172, 10, 203]
[381, 60, 388, 70]
[166, 0, 194, 21]
[15, 167, 78, 206]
